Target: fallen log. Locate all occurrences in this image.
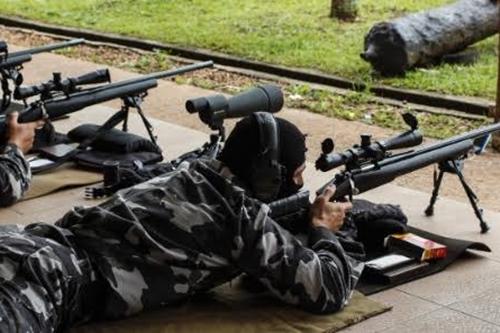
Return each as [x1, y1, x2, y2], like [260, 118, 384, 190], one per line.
[361, 0, 499, 76]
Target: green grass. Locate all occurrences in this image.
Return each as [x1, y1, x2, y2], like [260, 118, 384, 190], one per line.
[58, 39, 492, 140]
[0, 0, 497, 100]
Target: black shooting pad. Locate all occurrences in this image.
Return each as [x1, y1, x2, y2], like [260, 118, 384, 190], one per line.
[356, 226, 490, 295]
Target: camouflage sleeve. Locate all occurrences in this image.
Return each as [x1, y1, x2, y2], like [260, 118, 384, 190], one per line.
[0, 143, 31, 207]
[231, 202, 364, 314]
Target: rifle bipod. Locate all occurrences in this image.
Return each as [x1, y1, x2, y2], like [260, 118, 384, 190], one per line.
[118, 94, 159, 148]
[87, 93, 161, 153]
[424, 159, 489, 233]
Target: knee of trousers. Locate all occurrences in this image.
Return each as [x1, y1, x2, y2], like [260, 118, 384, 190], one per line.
[0, 228, 98, 332]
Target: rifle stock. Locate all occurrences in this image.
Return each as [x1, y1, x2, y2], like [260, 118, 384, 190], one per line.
[269, 190, 310, 219]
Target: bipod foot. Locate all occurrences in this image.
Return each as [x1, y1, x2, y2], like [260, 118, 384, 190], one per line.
[424, 205, 434, 217]
[480, 220, 490, 234]
[424, 166, 444, 218]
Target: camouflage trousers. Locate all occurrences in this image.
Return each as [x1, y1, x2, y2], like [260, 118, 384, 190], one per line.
[0, 224, 100, 333]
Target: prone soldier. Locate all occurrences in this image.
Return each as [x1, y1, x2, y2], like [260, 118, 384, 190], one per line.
[0, 114, 365, 332]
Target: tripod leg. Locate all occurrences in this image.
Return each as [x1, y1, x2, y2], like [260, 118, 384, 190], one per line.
[451, 160, 489, 233]
[425, 167, 444, 217]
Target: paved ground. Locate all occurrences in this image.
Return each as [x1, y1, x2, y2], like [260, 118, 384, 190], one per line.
[2, 46, 500, 332]
[4, 34, 500, 212]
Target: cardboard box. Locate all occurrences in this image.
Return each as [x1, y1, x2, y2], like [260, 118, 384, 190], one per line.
[385, 233, 447, 261]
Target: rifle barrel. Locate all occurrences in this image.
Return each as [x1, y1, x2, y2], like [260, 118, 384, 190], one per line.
[10, 38, 85, 58]
[375, 121, 500, 169]
[85, 61, 214, 94]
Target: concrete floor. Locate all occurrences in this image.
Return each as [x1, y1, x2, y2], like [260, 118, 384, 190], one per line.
[1, 46, 500, 332]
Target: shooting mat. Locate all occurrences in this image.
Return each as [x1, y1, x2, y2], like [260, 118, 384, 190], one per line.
[71, 279, 390, 333]
[22, 164, 101, 201]
[356, 226, 491, 295]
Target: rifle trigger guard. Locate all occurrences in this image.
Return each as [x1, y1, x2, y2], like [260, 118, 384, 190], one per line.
[40, 103, 49, 120]
[347, 174, 359, 196]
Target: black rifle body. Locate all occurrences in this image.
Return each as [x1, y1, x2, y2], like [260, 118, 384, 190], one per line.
[0, 61, 214, 137]
[321, 140, 473, 200]
[318, 121, 500, 200]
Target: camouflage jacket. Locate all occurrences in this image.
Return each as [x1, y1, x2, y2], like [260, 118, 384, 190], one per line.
[56, 159, 364, 318]
[0, 143, 31, 207]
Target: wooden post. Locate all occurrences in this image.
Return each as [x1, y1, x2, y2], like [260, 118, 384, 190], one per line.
[493, 1, 500, 151]
[330, 0, 358, 21]
[496, 0, 500, 123]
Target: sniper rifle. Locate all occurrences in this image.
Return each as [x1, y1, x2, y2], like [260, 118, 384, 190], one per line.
[0, 61, 214, 145]
[315, 113, 499, 233]
[0, 38, 85, 111]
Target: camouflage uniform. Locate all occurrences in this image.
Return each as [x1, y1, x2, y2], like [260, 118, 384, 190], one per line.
[0, 144, 31, 207]
[0, 224, 100, 333]
[0, 160, 364, 332]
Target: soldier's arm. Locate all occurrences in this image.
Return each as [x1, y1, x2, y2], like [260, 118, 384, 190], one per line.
[0, 112, 41, 207]
[0, 144, 31, 207]
[231, 201, 363, 314]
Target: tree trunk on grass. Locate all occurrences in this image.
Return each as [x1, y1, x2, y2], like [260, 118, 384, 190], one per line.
[330, 0, 358, 21]
[361, 0, 498, 76]
[492, 2, 500, 152]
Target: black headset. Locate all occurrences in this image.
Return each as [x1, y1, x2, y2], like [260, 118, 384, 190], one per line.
[250, 112, 284, 202]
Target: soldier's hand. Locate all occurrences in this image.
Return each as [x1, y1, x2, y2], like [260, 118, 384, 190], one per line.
[310, 186, 352, 232]
[6, 112, 44, 154]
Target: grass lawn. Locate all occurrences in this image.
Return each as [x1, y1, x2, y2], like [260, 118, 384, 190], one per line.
[0, 0, 497, 100]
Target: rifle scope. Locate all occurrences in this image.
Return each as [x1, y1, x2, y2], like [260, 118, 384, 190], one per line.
[316, 113, 423, 172]
[185, 84, 283, 129]
[14, 69, 111, 100]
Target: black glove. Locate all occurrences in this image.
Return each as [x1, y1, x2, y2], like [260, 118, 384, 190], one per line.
[351, 199, 408, 252]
